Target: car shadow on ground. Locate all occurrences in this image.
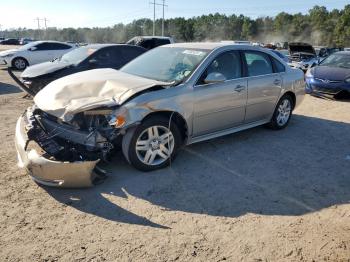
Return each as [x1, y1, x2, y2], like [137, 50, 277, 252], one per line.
[45, 114, 350, 228]
[0, 82, 22, 95]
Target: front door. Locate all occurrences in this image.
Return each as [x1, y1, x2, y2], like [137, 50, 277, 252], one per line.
[193, 51, 247, 136]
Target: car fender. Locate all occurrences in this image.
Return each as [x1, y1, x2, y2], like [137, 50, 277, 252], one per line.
[119, 85, 193, 135]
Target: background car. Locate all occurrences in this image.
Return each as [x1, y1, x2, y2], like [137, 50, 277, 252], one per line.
[305, 51, 350, 98]
[288, 42, 319, 72]
[126, 36, 174, 50]
[0, 40, 75, 70]
[271, 49, 289, 63]
[0, 38, 20, 45]
[19, 38, 35, 45]
[16, 44, 147, 95]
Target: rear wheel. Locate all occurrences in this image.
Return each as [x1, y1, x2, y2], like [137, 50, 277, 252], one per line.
[122, 116, 182, 171]
[268, 95, 293, 130]
[12, 57, 28, 70]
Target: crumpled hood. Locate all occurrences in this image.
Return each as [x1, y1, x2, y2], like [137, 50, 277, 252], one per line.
[34, 68, 167, 121]
[21, 60, 72, 78]
[0, 49, 18, 56]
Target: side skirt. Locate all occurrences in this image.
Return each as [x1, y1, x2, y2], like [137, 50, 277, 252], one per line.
[188, 119, 270, 145]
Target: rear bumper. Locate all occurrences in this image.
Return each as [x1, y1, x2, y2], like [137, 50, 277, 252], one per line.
[15, 116, 99, 188]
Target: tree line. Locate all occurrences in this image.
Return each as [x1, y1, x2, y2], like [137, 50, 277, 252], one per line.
[2, 5, 350, 47]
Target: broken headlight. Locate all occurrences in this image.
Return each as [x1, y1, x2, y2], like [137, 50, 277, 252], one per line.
[84, 107, 127, 129]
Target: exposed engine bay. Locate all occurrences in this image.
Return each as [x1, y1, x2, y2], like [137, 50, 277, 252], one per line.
[25, 105, 120, 163]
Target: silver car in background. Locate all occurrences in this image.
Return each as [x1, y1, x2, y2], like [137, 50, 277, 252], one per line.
[15, 43, 305, 187]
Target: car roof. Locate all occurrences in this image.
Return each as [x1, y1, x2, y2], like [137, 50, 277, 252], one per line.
[164, 42, 266, 51]
[132, 36, 172, 39]
[331, 51, 350, 55]
[85, 44, 143, 49]
[33, 40, 73, 45]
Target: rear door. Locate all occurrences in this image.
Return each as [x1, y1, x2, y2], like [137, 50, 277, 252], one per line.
[193, 51, 247, 136]
[243, 50, 282, 123]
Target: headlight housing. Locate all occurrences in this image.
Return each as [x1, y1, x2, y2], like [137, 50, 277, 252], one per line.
[2, 54, 14, 58]
[345, 77, 350, 83]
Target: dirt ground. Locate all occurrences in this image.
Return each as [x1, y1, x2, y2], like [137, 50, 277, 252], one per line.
[0, 47, 349, 261]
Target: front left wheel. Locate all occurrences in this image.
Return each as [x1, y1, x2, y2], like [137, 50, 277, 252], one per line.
[122, 116, 182, 171]
[12, 57, 28, 70]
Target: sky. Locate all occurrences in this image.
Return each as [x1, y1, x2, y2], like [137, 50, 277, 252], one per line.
[0, 0, 348, 30]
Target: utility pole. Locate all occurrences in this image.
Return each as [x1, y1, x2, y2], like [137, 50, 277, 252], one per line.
[162, 0, 165, 36]
[150, 1, 168, 36]
[42, 18, 49, 30]
[150, 1, 156, 36]
[35, 17, 41, 30]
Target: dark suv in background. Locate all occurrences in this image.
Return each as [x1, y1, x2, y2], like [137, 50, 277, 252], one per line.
[126, 36, 174, 50]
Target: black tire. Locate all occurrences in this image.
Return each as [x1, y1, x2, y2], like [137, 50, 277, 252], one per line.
[267, 94, 294, 130]
[12, 57, 28, 70]
[122, 116, 182, 172]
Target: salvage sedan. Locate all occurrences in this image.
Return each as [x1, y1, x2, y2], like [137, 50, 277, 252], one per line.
[15, 43, 305, 187]
[11, 44, 146, 96]
[305, 51, 350, 97]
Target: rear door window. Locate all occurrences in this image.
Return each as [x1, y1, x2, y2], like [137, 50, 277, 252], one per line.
[121, 46, 145, 62]
[244, 51, 273, 77]
[156, 39, 171, 47]
[271, 56, 286, 73]
[92, 48, 114, 65]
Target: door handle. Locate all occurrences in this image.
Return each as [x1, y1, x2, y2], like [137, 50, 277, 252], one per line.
[234, 85, 246, 92]
[274, 79, 281, 85]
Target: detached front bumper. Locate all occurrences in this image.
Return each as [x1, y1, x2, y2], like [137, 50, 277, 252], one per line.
[15, 116, 100, 188]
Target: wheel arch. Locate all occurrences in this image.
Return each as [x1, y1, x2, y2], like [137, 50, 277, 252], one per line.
[11, 56, 29, 68]
[282, 91, 296, 110]
[141, 110, 189, 144]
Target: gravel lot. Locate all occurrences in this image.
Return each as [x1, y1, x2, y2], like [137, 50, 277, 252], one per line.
[0, 47, 349, 261]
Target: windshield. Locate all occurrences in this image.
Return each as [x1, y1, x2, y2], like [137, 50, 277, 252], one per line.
[60, 46, 98, 64]
[320, 53, 350, 69]
[121, 47, 209, 83]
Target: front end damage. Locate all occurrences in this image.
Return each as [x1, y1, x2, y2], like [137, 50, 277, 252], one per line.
[15, 105, 120, 187]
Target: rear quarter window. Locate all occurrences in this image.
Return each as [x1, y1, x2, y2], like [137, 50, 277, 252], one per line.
[271, 56, 286, 73]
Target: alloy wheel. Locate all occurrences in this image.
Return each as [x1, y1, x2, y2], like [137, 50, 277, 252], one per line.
[135, 125, 175, 166]
[14, 59, 26, 70]
[277, 99, 292, 126]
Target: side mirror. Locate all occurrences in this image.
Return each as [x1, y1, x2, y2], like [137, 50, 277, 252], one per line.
[29, 46, 37, 51]
[204, 72, 226, 84]
[88, 59, 98, 67]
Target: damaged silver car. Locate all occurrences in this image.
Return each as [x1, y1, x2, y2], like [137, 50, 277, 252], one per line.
[15, 43, 305, 187]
